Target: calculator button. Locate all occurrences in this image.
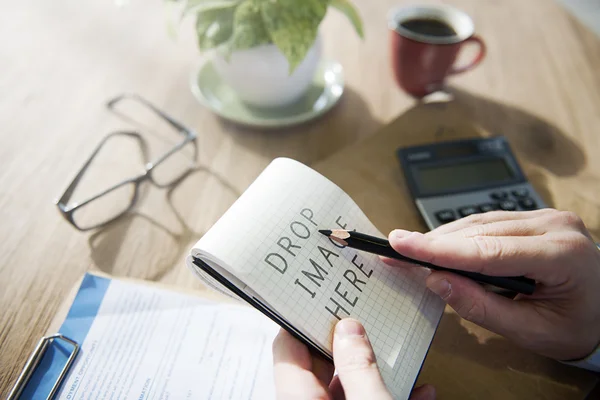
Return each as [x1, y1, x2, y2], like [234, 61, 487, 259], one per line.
[512, 188, 529, 198]
[479, 203, 498, 213]
[458, 206, 479, 217]
[518, 197, 537, 210]
[435, 209, 456, 224]
[499, 200, 517, 211]
[490, 191, 508, 200]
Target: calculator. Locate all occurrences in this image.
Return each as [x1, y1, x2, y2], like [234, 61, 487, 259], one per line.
[397, 137, 546, 230]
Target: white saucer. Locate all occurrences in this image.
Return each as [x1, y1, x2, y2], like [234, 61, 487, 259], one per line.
[190, 59, 344, 128]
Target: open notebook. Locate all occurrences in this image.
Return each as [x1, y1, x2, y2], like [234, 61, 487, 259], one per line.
[186, 158, 445, 399]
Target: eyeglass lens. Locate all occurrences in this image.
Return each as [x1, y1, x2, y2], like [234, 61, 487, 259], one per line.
[109, 97, 196, 187]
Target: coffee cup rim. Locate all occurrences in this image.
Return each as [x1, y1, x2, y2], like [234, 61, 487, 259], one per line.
[388, 4, 475, 45]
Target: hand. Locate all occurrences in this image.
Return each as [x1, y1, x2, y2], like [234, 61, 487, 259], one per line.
[385, 209, 600, 360]
[272, 318, 436, 400]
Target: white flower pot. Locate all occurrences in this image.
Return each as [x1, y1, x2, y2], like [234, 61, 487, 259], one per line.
[212, 34, 322, 108]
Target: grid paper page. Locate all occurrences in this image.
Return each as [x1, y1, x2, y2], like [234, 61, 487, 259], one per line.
[190, 158, 444, 399]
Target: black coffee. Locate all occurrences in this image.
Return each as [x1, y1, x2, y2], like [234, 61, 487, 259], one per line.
[400, 18, 457, 37]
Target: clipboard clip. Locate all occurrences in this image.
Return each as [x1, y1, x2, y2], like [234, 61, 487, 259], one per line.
[7, 333, 80, 400]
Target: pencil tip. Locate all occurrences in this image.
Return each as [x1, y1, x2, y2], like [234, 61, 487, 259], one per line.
[318, 229, 332, 236]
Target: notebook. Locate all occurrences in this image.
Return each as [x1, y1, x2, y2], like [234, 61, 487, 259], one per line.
[186, 158, 445, 399]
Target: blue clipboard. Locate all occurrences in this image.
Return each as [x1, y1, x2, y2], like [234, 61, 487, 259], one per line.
[7, 274, 111, 399]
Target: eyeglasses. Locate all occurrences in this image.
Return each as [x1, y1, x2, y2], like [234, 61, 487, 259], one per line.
[55, 94, 198, 231]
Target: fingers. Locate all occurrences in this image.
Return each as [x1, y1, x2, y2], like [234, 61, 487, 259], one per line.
[328, 375, 345, 400]
[426, 209, 590, 239]
[380, 256, 415, 270]
[333, 319, 392, 400]
[312, 352, 335, 389]
[388, 229, 562, 283]
[425, 271, 541, 340]
[444, 218, 548, 239]
[410, 384, 436, 400]
[386, 209, 593, 285]
[273, 329, 332, 399]
[427, 209, 553, 237]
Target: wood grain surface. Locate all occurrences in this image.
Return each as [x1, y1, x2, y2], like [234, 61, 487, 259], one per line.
[1, 0, 599, 397]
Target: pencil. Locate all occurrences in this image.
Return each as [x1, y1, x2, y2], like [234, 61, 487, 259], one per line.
[318, 229, 536, 295]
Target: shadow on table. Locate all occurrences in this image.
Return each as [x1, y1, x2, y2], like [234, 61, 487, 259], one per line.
[447, 86, 586, 177]
[216, 85, 383, 164]
[162, 163, 241, 239]
[88, 211, 182, 281]
[381, 87, 586, 210]
[87, 164, 239, 281]
[420, 311, 597, 398]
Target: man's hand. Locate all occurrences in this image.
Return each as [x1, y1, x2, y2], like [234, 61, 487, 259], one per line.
[272, 318, 435, 400]
[385, 209, 600, 361]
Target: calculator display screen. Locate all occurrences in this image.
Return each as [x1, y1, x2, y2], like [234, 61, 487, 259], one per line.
[415, 158, 514, 194]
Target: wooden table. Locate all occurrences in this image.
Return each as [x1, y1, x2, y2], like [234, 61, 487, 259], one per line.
[1, 0, 599, 398]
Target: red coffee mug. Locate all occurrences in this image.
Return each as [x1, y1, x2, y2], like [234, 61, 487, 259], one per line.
[389, 5, 486, 98]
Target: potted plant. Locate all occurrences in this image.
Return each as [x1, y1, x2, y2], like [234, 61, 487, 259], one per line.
[172, 0, 363, 108]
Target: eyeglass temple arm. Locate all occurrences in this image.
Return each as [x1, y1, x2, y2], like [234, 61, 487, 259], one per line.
[106, 94, 195, 137]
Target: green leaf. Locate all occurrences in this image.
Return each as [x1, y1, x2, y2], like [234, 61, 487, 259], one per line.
[330, 0, 363, 38]
[228, 0, 272, 52]
[195, 3, 238, 50]
[260, 0, 330, 73]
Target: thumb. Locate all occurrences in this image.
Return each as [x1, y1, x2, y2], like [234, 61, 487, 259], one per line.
[333, 319, 393, 400]
[425, 271, 537, 339]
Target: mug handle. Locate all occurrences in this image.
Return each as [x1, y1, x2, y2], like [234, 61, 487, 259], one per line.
[448, 35, 486, 75]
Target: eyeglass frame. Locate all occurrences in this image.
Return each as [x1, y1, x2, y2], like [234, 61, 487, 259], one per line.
[55, 93, 198, 231]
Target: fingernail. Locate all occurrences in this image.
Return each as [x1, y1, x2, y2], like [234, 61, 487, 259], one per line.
[427, 279, 451, 300]
[392, 229, 411, 239]
[335, 318, 365, 337]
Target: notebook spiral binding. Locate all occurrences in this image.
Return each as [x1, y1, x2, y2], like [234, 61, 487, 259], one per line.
[7, 334, 79, 400]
